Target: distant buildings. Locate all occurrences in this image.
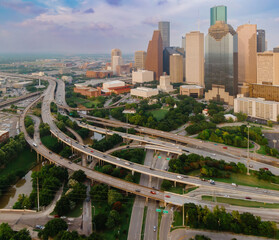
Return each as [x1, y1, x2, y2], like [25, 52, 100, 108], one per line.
[237, 24, 257, 85]
[257, 30, 266, 53]
[157, 75, 174, 93]
[234, 95, 279, 121]
[158, 21, 170, 49]
[0, 130, 9, 143]
[132, 70, 154, 84]
[181, 36, 186, 51]
[185, 31, 204, 87]
[103, 80, 125, 90]
[204, 21, 238, 105]
[74, 85, 101, 98]
[131, 87, 159, 98]
[170, 54, 184, 83]
[61, 76, 73, 83]
[111, 48, 122, 68]
[249, 83, 279, 102]
[86, 70, 112, 79]
[116, 64, 130, 76]
[134, 51, 146, 70]
[180, 85, 204, 98]
[210, 5, 227, 26]
[163, 47, 184, 76]
[112, 56, 122, 75]
[145, 30, 163, 81]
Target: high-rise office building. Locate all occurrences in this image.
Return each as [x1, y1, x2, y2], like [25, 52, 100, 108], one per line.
[181, 36, 186, 51]
[210, 5, 227, 26]
[112, 56, 122, 75]
[237, 24, 257, 84]
[158, 21, 170, 49]
[134, 51, 146, 70]
[163, 47, 185, 75]
[111, 49, 122, 70]
[204, 21, 238, 106]
[257, 30, 266, 52]
[170, 54, 183, 83]
[145, 30, 163, 80]
[186, 31, 204, 87]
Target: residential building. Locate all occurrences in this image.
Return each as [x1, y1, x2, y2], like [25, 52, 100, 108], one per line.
[131, 87, 159, 98]
[210, 5, 227, 26]
[145, 30, 163, 80]
[163, 47, 185, 76]
[237, 24, 257, 84]
[111, 48, 122, 68]
[204, 21, 238, 106]
[103, 80, 125, 90]
[234, 95, 279, 122]
[86, 70, 113, 79]
[180, 85, 204, 98]
[158, 21, 170, 49]
[0, 130, 9, 143]
[132, 70, 154, 84]
[170, 54, 184, 83]
[185, 31, 204, 87]
[157, 75, 174, 93]
[257, 30, 266, 52]
[134, 51, 146, 69]
[257, 47, 279, 85]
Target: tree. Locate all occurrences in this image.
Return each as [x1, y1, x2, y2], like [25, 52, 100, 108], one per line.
[93, 213, 107, 231]
[105, 210, 120, 229]
[54, 196, 71, 216]
[40, 218, 68, 239]
[11, 228, 31, 240]
[161, 180, 172, 190]
[108, 189, 123, 206]
[90, 184, 108, 201]
[71, 170, 86, 183]
[0, 223, 14, 240]
[26, 125, 34, 137]
[267, 120, 273, 127]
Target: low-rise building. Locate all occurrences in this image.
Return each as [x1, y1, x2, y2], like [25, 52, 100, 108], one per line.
[234, 95, 279, 122]
[61, 76, 73, 83]
[224, 114, 237, 121]
[131, 87, 159, 98]
[107, 85, 131, 95]
[180, 85, 203, 98]
[116, 64, 131, 76]
[0, 130, 9, 143]
[74, 85, 101, 98]
[86, 70, 113, 78]
[103, 80, 125, 90]
[12, 81, 32, 89]
[157, 75, 174, 93]
[132, 70, 154, 84]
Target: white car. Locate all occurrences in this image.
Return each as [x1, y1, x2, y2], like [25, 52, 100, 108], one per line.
[177, 175, 183, 179]
[124, 162, 131, 166]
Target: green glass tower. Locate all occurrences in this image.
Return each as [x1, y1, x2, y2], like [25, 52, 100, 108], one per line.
[210, 5, 227, 26]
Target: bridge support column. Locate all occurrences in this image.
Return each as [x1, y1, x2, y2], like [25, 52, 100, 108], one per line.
[145, 197, 149, 204]
[149, 175, 152, 183]
[174, 181, 176, 187]
[132, 170, 134, 175]
[164, 201, 167, 207]
[167, 152, 170, 157]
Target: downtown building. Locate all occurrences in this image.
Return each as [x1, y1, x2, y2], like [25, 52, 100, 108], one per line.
[134, 51, 146, 70]
[158, 21, 170, 49]
[170, 54, 184, 83]
[145, 30, 163, 81]
[210, 5, 227, 26]
[204, 20, 238, 106]
[257, 30, 266, 52]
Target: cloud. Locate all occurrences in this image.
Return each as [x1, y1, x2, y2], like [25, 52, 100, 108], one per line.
[142, 17, 161, 27]
[0, 0, 47, 15]
[83, 8, 94, 14]
[275, 18, 279, 22]
[158, 0, 168, 6]
[106, 0, 122, 6]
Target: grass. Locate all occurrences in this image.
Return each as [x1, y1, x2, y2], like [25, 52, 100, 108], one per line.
[67, 96, 100, 108]
[188, 170, 279, 191]
[141, 206, 147, 240]
[257, 145, 268, 155]
[172, 210, 183, 227]
[92, 194, 135, 240]
[67, 201, 83, 217]
[202, 195, 279, 208]
[149, 109, 169, 121]
[0, 148, 37, 177]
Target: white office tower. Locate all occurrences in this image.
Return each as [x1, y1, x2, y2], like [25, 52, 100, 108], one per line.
[112, 56, 122, 75]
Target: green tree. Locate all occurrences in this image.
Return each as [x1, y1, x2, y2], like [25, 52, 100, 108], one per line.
[54, 196, 71, 216]
[71, 170, 86, 183]
[0, 223, 14, 240]
[26, 125, 34, 137]
[108, 189, 123, 206]
[161, 180, 172, 190]
[39, 218, 68, 239]
[105, 210, 120, 229]
[11, 228, 31, 240]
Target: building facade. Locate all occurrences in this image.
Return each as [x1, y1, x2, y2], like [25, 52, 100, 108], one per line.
[116, 64, 130, 76]
[180, 85, 204, 98]
[210, 5, 227, 26]
[257, 30, 266, 53]
[234, 95, 279, 122]
[132, 70, 154, 84]
[131, 87, 159, 98]
[74, 85, 101, 98]
[112, 56, 122, 75]
[186, 31, 204, 87]
[163, 47, 185, 76]
[145, 30, 163, 81]
[134, 51, 146, 69]
[237, 24, 257, 84]
[111, 49, 122, 68]
[103, 80, 125, 90]
[249, 84, 279, 102]
[158, 21, 170, 49]
[157, 75, 174, 93]
[86, 70, 113, 78]
[204, 21, 238, 105]
[170, 54, 184, 83]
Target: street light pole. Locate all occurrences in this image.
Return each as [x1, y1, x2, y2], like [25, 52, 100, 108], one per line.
[247, 124, 251, 175]
[273, 139, 277, 149]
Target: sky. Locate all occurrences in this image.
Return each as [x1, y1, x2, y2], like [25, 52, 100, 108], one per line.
[0, 0, 278, 54]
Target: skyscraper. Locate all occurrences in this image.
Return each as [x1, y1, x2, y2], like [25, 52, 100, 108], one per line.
[158, 21, 170, 49]
[204, 21, 238, 105]
[181, 36, 186, 51]
[257, 29, 266, 52]
[145, 30, 163, 80]
[134, 51, 146, 70]
[170, 54, 183, 83]
[237, 24, 257, 84]
[210, 5, 227, 26]
[112, 56, 122, 75]
[111, 49, 122, 69]
[163, 47, 184, 75]
[186, 31, 204, 87]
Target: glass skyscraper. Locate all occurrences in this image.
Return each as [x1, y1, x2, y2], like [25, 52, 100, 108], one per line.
[204, 21, 238, 105]
[210, 6, 227, 26]
[158, 21, 170, 49]
[257, 29, 266, 52]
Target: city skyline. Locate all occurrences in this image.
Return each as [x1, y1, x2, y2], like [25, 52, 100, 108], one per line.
[0, 0, 278, 54]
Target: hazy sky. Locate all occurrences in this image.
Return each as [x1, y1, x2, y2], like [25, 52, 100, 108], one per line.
[0, 0, 278, 54]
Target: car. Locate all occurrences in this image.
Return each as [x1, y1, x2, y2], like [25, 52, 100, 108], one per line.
[126, 146, 130, 148]
[209, 179, 215, 185]
[249, 164, 253, 168]
[165, 195, 171, 198]
[212, 153, 216, 156]
[103, 155, 107, 158]
[150, 167, 154, 170]
[60, 216, 66, 219]
[68, 161, 72, 164]
[263, 168, 269, 171]
[124, 162, 131, 166]
[164, 167, 168, 171]
[35, 225, 44, 230]
[49, 151, 52, 154]
[91, 150, 94, 153]
[200, 178, 206, 181]
[54, 215, 60, 218]
[86, 197, 90, 202]
[60, 157, 63, 159]
[75, 141, 78, 144]
[223, 146, 227, 149]
[245, 197, 252, 200]
[153, 226, 157, 232]
[135, 189, 141, 192]
[177, 175, 183, 179]
[150, 191, 156, 194]
[116, 158, 120, 160]
[232, 183, 238, 187]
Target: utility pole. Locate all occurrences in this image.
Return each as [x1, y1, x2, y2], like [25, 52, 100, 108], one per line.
[247, 124, 251, 175]
[182, 189, 185, 226]
[37, 177, 40, 211]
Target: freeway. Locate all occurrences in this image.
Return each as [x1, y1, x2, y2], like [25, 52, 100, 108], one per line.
[0, 92, 41, 109]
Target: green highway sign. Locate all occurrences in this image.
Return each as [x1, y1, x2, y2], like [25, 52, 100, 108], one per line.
[166, 158, 170, 160]
[163, 210, 169, 214]
[156, 209, 162, 213]
[158, 156, 162, 159]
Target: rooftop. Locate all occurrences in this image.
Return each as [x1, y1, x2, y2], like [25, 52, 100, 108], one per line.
[180, 85, 203, 89]
[236, 96, 279, 105]
[135, 87, 157, 92]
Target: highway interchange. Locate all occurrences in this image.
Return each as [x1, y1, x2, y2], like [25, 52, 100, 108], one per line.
[2, 71, 279, 238]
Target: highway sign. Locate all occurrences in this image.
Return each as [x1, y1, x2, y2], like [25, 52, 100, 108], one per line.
[166, 158, 170, 160]
[156, 209, 162, 213]
[163, 210, 169, 214]
[158, 156, 162, 159]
